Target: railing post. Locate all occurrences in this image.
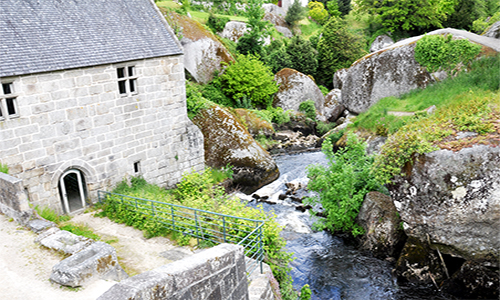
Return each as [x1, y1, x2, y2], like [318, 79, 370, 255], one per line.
[195, 210, 200, 246]
[222, 216, 227, 243]
[259, 223, 263, 274]
[171, 206, 176, 231]
[151, 201, 155, 216]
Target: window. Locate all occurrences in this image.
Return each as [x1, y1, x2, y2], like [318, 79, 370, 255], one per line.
[0, 82, 19, 121]
[133, 161, 141, 174]
[117, 66, 138, 96]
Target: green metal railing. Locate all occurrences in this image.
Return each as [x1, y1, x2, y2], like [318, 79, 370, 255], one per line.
[97, 190, 264, 276]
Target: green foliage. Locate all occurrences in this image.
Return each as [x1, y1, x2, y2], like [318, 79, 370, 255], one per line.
[357, 0, 457, 34]
[300, 284, 312, 300]
[0, 163, 8, 174]
[306, 133, 382, 236]
[299, 100, 317, 120]
[60, 223, 101, 241]
[237, 31, 264, 56]
[98, 171, 297, 300]
[374, 90, 498, 183]
[337, 0, 352, 16]
[263, 39, 289, 74]
[326, 0, 341, 18]
[308, 1, 330, 25]
[286, 36, 319, 76]
[472, 11, 500, 33]
[35, 206, 72, 224]
[443, 0, 487, 30]
[325, 128, 345, 145]
[316, 16, 366, 87]
[217, 55, 279, 109]
[237, 0, 270, 56]
[414, 34, 482, 73]
[186, 82, 209, 119]
[285, 0, 306, 26]
[316, 121, 337, 136]
[318, 85, 329, 96]
[207, 13, 230, 33]
[201, 83, 234, 107]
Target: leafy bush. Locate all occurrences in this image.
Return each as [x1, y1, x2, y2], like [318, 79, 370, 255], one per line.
[35, 205, 71, 224]
[202, 83, 234, 107]
[207, 13, 230, 33]
[308, 1, 329, 25]
[263, 39, 289, 74]
[186, 82, 209, 119]
[316, 121, 337, 136]
[414, 34, 482, 73]
[286, 36, 318, 76]
[285, 0, 306, 26]
[216, 54, 279, 109]
[472, 11, 500, 33]
[306, 133, 382, 236]
[299, 100, 317, 120]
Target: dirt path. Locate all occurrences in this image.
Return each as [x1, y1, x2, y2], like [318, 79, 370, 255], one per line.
[0, 211, 194, 299]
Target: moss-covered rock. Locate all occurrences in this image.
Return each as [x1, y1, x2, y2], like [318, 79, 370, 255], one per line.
[192, 105, 279, 193]
[231, 109, 274, 138]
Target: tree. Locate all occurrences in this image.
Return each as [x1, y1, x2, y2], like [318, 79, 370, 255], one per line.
[326, 0, 341, 18]
[237, 0, 270, 56]
[286, 36, 318, 76]
[357, 0, 457, 35]
[337, 0, 352, 16]
[217, 55, 279, 109]
[443, 0, 486, 30]
[316, 17, 366, 87]
[263, 39, 289, 74]
[285, 0, 306, 27]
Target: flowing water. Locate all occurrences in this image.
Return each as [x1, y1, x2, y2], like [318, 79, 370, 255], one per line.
[241, 151, 455, 300]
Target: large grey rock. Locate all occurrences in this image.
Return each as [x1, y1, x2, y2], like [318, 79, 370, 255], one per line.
[220, 21, 249, 42]
[369, 34, 394, 52]
[357, 192, 405, 258]
[177, 14, 233, 84]
[263, 11, 292, 37]
[341, 42, 432, 114]
[483, 21, 500, 39]
[275, 25, 293, 38]
[262, 3, 285, 16]
[28, 218, 56, 233]
[36, 228, 93, 255]
[273, 68, 326, 121]
[341, 28, 500, 114]
[50, 241, 128, 287]
[323, 89, 344, 122]
[192, 105, 279, 193]
[389, 144, 500, 265]
[333, 68, 347, 90]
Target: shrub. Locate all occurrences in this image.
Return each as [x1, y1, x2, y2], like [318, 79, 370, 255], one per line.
[308, 1, 329, 25]
[186, 82, 209, 119]
[414, 34, 482, 73]
[306, 133, 382, 236]
[206, 13, 230, 33]
[0, 163, 8, 174]
[299, 100, 317, 120]
[286, 0, 306, 27]
[35, 205, 71, 224]
[202, 84, 234, 107]
[216, 55, 279, 109]
[316, 121, 337, 136]
[286, 36, 318, 76]
[472, 11, 500, 34]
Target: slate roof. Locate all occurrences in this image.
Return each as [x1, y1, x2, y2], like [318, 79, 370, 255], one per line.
[0, 0, 183, 77]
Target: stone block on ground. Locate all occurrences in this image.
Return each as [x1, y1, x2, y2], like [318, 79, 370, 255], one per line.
[36, 228, 93, 255]
[28, 218, 56, 233]
[50, 241, 128, 287]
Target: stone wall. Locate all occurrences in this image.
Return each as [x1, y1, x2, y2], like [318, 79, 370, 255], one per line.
[0, 55, 204, 213]
[98, 243, 249, 300]
[0, 172, 32, 225]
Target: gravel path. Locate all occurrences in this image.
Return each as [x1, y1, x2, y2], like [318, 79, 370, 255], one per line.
[0, 211, 194, 299]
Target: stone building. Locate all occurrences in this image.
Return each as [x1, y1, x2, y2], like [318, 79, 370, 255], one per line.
[0, 0, 204, 214]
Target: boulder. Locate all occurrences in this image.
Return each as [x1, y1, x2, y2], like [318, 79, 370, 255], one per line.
[263, 11, 292, 38]
[27, 218, 56, 233]
[341, 42, 432, 114]
[262, 3, 285, 16]
[332, 68, 347, 90]
[231, 108, 274, 138]
[192, 105, 279, 193]
[483, 21, 500, 39]
[442, 260, 499, 299]
[323, 89, 344, 122]
[357, 191, 405, 258]
[220, 21, 249, 42]
[388, 144, 500, 265]
[173, 13, 233, 84]
[50, 242, 128, 287]
[369, 34, 394, 52]
[275, 26, 293, 38]
[273, 68, 326, 121]
[342, 28, 500, 114]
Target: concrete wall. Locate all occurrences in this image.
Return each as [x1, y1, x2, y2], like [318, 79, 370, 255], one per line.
[0, 55, 204, 213]
[98, 243, 249, 300]
[0, 172, 32, 224]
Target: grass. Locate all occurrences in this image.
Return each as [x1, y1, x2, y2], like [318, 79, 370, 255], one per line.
[59, 223, 102, 241]
[0, 163, 8, 174]
[298, 18, 323, 39]
[156, 0, 247, 24]
[353, 54, 500, 134]
[35, 206, 71, 224]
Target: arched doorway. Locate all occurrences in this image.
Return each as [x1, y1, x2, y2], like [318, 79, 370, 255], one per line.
[59, 169, 87, 214]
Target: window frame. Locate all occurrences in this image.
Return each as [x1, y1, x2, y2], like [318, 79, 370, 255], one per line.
[116, 65, 138, 97]
[0, 82, 19, 121]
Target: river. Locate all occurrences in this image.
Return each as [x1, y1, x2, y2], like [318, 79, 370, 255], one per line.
[240, 151, 455, 300]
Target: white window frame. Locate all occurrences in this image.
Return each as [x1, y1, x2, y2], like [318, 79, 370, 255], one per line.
[116, 65, 138, 96]
[0, 82, 19, 121]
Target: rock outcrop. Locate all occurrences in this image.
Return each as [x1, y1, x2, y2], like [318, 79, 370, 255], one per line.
[171, 13, 233, 84]
[369, 34, 394, 52]
[273, 68, 325, 121]
[323, 89, 344, 122]
[263, 10, 292, 38]
[231, 108, 274, 138]
[220, 21, 249, 42]
[333, 68, 347, 90]
[483, 21, 500, 39]
[357, 191, 405, 259]
[341, 28, 500, 114]
[192, 105, 279, 193]
[389, 144, 500, 264]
